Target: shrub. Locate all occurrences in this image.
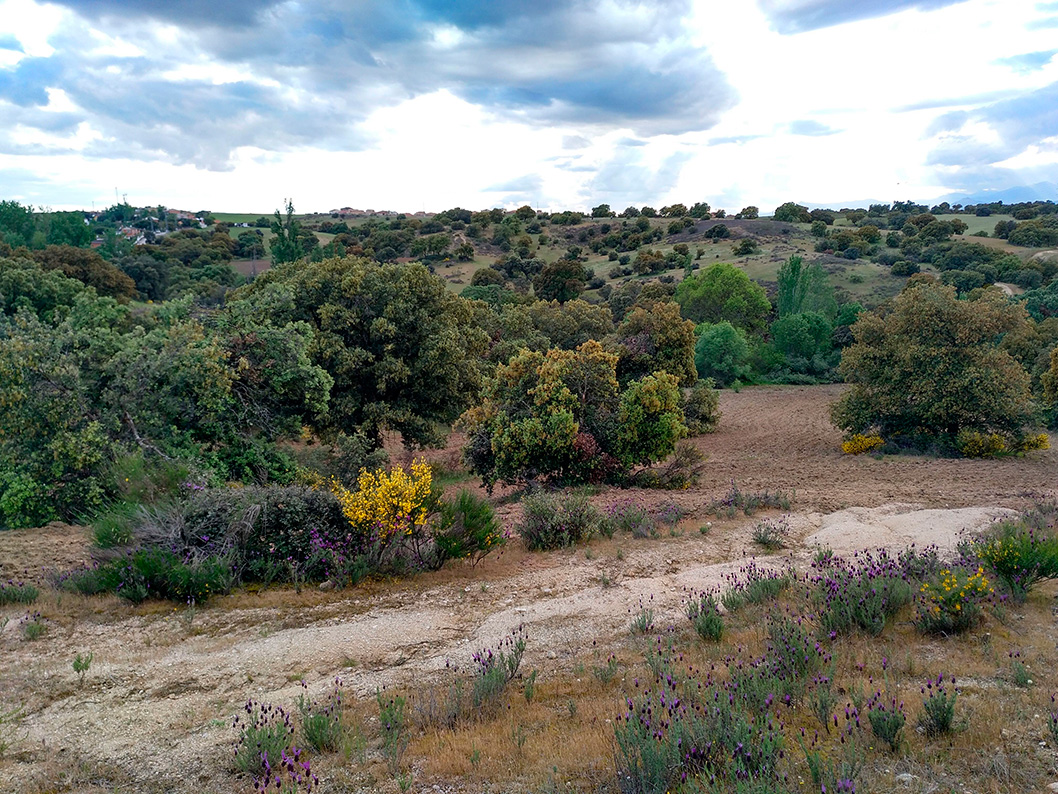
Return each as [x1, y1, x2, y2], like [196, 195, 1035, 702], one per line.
[705, 481, 793, 518]
[841, 434, 883, 455]
[518, 492, 599, 551]
[0, 580, 39, 606]
[752, 515, 791, 549]
[918, 675, 958, 737]
[432, 490, 505, 568]
[471, 628, 526, 715]
[956, 429, 1007, 458]
[19, 611, 47, 640]
[233, 700, 294, 777]
[63, 548, 233, 604]
[721, 560, 792, 612]
[915, 566, 992, 634]
[377, 692, 409, 774]
[296, 679, 344, 753]
[687, 592, 723, 641]
[866, 694, 905, 752]
[813, 549, 912, 637]
[1020, 433, 1050, 451]
[681, 379, 721, 435]
[975, 520, 1058, 601]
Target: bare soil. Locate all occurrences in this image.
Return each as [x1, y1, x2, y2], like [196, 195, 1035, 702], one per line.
[0, 385, 1054, 793]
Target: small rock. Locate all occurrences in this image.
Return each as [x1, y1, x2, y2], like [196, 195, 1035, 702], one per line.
[896, 773, 915, 786]
[318, 580, 335, 591]
[547, 650, 557, 659]
[1047, 782, 1058, 793]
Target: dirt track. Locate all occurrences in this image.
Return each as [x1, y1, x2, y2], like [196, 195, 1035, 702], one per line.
[0, 385, 1054, 793]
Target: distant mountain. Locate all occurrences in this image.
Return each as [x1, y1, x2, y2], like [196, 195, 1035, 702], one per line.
[933, 182, 1058, 205]
[799, 182, 1057, 212]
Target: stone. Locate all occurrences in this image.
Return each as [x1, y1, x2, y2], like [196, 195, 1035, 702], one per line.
[896, 773, 915, 786]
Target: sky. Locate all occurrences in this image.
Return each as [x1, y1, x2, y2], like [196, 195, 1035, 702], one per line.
[0, 0, 1056, 214]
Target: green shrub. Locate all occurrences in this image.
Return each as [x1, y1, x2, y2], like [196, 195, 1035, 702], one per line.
[91, 502, 138, 548]
[518, 492, 599, 551]
[432, 490, 505, 568]
[681, 379, 721, 435]
[686, 593, 724, 642]
[975, 520, 1058, 601]
[0, 580, 39, 606]
[918, 675, 957, 737]
[297, 679, 345, 752]
[232, 700, 294, 777]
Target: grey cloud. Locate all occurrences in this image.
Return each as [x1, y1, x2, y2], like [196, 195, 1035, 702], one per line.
[587, 147, 693, 208]
[16, 0, 735, 169]
[758, 0, 968, 34]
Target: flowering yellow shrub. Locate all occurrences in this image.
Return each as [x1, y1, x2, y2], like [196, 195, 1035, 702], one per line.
[956, 430, 1007, 458]
[841, 434, 883, 455]
[331, 459, 435, 544]
[1020, 433, 1050, 452]
[916, 566, 992, 634]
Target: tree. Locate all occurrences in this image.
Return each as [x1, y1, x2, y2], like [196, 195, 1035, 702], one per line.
[775, 256, 836, 318]
[773, 202, 812, 223]
[831, 276, 1035, 446]
[736, 206, 759, 220]
[613, 301, 697, 386]
[533, 259, 587, 302]
[694, 322, 750, 387]
[269, 199, 305, 265]
[674, 263, 771, 334]
[771, 311, 833, 360]
[732, 239, 759, 256]
[30, 245, 137, 300]
[689, 202, 711, 218]
[231, 256, 488, 449]
[591, 204, 615, 218]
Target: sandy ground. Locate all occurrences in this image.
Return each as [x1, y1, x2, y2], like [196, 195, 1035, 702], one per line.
[0, 384, 1054, 793]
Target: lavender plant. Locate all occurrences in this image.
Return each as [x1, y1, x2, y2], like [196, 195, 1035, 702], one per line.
[232, 700, 295, 777]
[296, 678, 345, 752]
[0, 580, 39, 606]
[918, 674, 958, 737]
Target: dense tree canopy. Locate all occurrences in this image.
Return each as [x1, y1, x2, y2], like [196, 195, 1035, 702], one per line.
[675, 263, 771, 334]
[232, 256, 488, 448]
[831, 276, 1035, 445]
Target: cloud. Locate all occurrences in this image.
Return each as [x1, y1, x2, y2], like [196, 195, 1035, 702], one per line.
[899, 89, 1020, 112]
[23, 0, 736, 171]
[485, 174, 543, 192]
[588, 146, 693, 208]
[1027, 16, 1058, 28]
[788, 119, 839, 136]
[0, 35, 23, 52]
[707, 134, 765, 145]
[758, 0, 968, 34]
[994, 50, 1057, 73]
[927, 80, 1058, 179]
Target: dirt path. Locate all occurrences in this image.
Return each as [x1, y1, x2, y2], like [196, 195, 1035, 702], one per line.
[0, 385, 1053, 793]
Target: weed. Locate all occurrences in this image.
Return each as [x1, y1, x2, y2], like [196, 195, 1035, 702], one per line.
[751, 514, 791, 549]
[377, 691, 409, 775]
[629, 600, 655, 635]
[592, 654, 619, 684]
[73, 652, 93, 688]
[20, 611, 46, 640]
[524, 669, 538, 704]
[918, 674, 958, 737]
[1009, 652, 1032, 687]
[0, 579, 39, 606]
[705, 480, 793, 518]
[296, 679, 344, 752]
[232, 700, 294, 778]
[511, 721, 529, 753]
[602, 499, 657, 539]
[0, 704, 24, 758]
